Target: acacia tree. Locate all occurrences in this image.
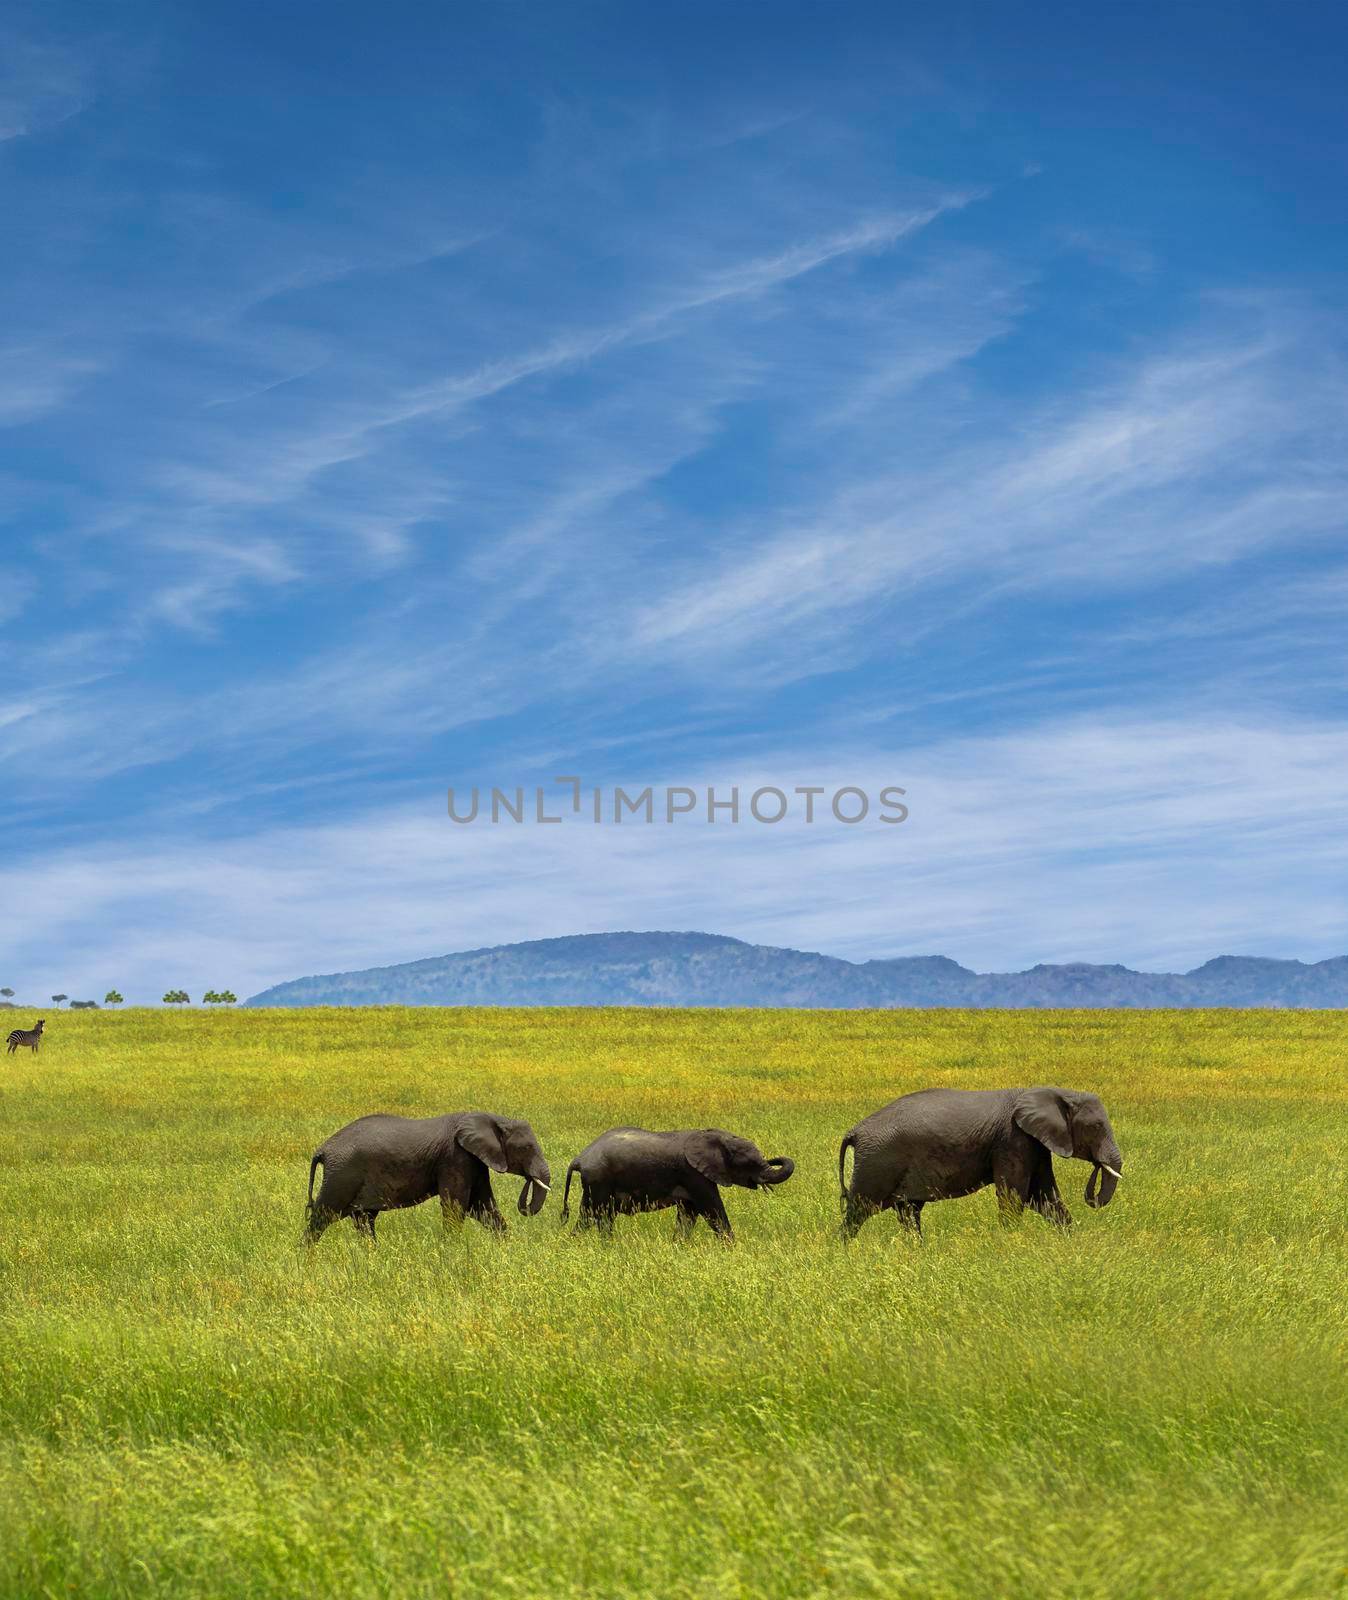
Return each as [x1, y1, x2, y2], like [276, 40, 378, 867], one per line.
[0, 988, 13, 1000]
[162, 990, 190, 1005]
[104, 991, 124, 1006]
[203, 990, 238, 1005]
[51, 994, 67, 1007]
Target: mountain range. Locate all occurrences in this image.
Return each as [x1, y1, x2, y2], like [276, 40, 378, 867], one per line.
[244, 931, 1348, 1009]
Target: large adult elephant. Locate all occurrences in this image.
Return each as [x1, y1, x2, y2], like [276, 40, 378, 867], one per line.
[303, 1111, 551, 1244]
[562, 1126, 795, 1240]
[839, 1086, 1123, 1238]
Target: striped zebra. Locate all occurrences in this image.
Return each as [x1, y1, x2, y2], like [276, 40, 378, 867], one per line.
[6, 1019, 44, 1054]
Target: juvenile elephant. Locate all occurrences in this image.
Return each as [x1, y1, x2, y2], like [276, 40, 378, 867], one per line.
[562, 1126, 795, 1240]
[839, 1085, 1123, 1238]
[303, 1111, 551, 1244]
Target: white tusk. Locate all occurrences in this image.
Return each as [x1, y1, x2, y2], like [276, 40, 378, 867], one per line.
[1101, 1165, 1122, 1180]
[530, 1179, 551, 1192]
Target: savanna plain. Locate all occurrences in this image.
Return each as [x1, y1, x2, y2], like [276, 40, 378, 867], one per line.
[0, 1006, 1345, 1599]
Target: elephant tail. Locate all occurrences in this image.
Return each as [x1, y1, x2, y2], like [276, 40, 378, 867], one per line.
[306, 1151, 324, 1215]
[838, 1131, 857, 1216]
[561, 1159, 581, 1222]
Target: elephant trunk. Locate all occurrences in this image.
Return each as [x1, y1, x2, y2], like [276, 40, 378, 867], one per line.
[1085, 1151, 1122, 1209]
[760, 1156, 795, 1187]
[519, 1163, 552, 1216]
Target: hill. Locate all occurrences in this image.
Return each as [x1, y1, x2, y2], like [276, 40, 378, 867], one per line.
[243, 931, 1348, 1008]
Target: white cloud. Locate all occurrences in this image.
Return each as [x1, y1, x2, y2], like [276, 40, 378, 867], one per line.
[0, 348, 102, 425]
[388, 202, 974, 427]
[5, 293, 1342, 816]
[9, 192, 971, 657]
[5, 715, 1345, 1003]
[629, 309, 1347, 669]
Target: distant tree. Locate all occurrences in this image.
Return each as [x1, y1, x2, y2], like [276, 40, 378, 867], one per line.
[104, 991, 124, 1006]
[220, 990, 237, 1004]
[162, 990, 190, 1005]
[52, 994, 67, 1007]
[203, 990, 238, 1005]
[0, 988, 13, 1000]
[70, 1000, 99, 1010]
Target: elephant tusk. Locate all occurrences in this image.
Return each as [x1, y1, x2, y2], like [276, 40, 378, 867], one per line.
[529, 1179, 551, 1193]
[1101, 1165, 1122, 1180]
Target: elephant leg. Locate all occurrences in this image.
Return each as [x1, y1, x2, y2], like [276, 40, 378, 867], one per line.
[438, 1161, 472, 1230]
[465, 1167, 507, 1232]
[995, 1179, 1027, 1226]
[468, 1190, 506, 1231]
[1026, 1157, 1072, 1229]
[569, 1178, 597, 1232]
[895, 1199, 924, 1237]
[841, 1191, 873, 1240]
[703, 1192, 734, 1244]
[580, 1184, 616, 1236]
[1029, 1186, 1072, 1229]
[674, 1201, 697, 1241]
[994, 1145, 1037, 1228]
[841, 1184, 887, 1240]
[352, 1209, 378, 1243]
[305, 1166, 360, 1245]
[301, 1205, 337, 1246]
[580, 1205, 615, 1237]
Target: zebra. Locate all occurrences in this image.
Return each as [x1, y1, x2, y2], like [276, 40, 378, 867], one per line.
[6, 1019, 44, 1054]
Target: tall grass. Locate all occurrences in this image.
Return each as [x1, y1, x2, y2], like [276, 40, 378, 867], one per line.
[1, 1006, 1345, 1597]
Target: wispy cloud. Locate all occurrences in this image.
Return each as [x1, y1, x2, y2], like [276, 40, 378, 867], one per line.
[629, 307, 1346, 672]
[387, 203, 974, 427]
[9, 189, 972, 658]
[5, 280, 1344, 821]
[2, 178, 987, 788]
[0, 35, 91, 142]
[0, 346, 102, 425]
[4, 21, 1344, 990]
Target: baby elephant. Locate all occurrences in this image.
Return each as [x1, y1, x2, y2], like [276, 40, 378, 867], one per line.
[562, 1126, 795, 1241]
[304, 1110, 551, 1245]
[840, 1085, 1123, 1238]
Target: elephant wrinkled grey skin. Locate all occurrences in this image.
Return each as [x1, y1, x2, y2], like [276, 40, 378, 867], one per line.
[561, 1127, 795, 1241]
[303, 1111, 551, 1245]
[839, 1086, 1123, 1239]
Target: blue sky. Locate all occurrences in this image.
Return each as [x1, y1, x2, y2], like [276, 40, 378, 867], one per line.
[3, 0, 1346, 1003]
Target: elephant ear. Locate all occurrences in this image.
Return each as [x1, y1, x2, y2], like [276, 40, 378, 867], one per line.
[1012, 1089, 1073, 1159]
[685, 1130, 733, 1185]
[457, 1118, 509, 1172]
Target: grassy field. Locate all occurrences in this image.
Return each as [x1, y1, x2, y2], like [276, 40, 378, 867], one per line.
[0, 1006, 1345, 1599]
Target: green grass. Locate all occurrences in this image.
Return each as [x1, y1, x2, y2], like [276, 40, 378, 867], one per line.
[1, 1006, 1345, 1598]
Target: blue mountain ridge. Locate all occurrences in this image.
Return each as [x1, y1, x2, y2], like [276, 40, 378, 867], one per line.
[244, 931, 1348, 1008]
